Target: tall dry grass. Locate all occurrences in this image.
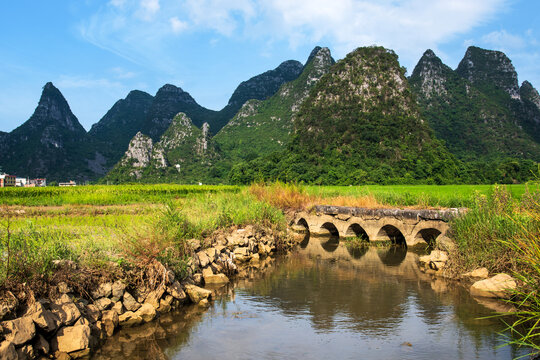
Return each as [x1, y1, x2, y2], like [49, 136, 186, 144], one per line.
[248, 182, 384, 211]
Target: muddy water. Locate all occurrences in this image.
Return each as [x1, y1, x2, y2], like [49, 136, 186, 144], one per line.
[92, 236, 528, 360]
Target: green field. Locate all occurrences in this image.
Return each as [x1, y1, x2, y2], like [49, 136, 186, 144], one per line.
[305, 184, 530, 208]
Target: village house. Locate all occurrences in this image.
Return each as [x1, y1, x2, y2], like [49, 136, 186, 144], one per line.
[0, 174, 16, 187]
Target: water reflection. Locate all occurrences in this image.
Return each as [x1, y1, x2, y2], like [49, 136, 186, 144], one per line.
[377, 246, 407, 266]
[320, 236, 340, 252]
[93, 236, 529, 360]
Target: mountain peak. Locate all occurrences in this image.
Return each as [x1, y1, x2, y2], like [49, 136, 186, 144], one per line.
[456, 46, 520, 99]
[225, 60, 303, 109]
[521, 80, 540, 110]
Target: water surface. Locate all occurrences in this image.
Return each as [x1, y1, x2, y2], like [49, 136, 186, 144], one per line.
[92, 237, 526, 360]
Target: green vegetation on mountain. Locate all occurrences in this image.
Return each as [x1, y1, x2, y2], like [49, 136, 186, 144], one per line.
[409, 49, 540, 162]
[0, 83, 102, 181]
[88, 90, 154, 168]
[229, 47, 463, 185]
[213, 47, 334, 174]
[104, 113, 220, 184]
[218, 59, 304, 121]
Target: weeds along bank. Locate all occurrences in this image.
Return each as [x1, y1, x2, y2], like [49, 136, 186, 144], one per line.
[0, 183, 539, 358]
[251, 182, 540, 355]
[0, 186, 293, 359]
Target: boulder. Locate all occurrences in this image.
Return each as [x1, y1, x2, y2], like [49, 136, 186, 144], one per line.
[94, 298, 113, 312]
[463, 267, 489, 279]
[112, 301, 124, 316]
[1, 316, 36, 345]
[135, 304, 156, 323]
[0, 291, 18, 321]
[53, 324, 91, 355]
[118, 312, 143, 327]
[167, 281, 187, 301]
[33, 334, 50, 355]
[111, 281, 126, 302]
[50, 301, 81, 327]
[84, 305, 101, 323]
[92, 282, 113, 299]
[184, 285, 212, 304]
[234, 247, 251, 262]
[145, 287, 165, 310]
[204, 274, 230, 285]
[202, 267, 214, 278]
[193, 274, 203, 285]
[26, 302, 59, 333]
[436, 235, 457, 252]
[158, 295, 173, 313]
[205, 248, 218, 262]
[470, 273, 517, 299]
[101, 310, 118, 337]
[0, 341, 17, 360]
[74, 317, 90, 327]
[227, 232, 247, 247]
[187, 239, 202, 252]
[419, 250, 448, 271]
[166, 270, 175, 285]
[196, 251, 210, 268]
[16, 343, 35, 359]
[57, 282, 73, 294]
[122, 292, 141, 312]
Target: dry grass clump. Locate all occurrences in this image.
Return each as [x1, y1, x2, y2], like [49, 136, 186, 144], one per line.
[249, 182, 385, 211]
[249, 182, 315, 210]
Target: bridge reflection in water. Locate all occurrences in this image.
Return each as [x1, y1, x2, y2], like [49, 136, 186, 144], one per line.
[92, 231, 526, 360]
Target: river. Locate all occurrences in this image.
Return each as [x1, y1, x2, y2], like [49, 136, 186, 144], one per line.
[92, 235, 528, 359]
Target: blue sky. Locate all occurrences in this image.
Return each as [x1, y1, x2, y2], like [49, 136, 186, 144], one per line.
[1, 0, 539, 132]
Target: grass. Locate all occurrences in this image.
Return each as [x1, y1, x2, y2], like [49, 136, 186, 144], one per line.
[0, 186, 285, 299]
[305, 184, 528, 208]
[0, 184, 240, 206]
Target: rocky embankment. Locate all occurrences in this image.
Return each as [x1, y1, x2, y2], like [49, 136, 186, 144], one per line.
[0, 226, 296, 359]
[418, 248, 518, 310]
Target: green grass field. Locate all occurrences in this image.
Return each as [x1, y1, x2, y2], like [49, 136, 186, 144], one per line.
[305, 184, 529, 208]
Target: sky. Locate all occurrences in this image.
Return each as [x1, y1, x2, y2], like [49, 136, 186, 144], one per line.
[1, 0, 539, 132]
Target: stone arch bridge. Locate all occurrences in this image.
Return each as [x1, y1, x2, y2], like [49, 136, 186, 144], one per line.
[292, 205, 464, 247]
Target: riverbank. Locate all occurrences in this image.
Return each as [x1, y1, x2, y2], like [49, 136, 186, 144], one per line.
[1, 183, 539, 358]
[0, 224, 299, 359]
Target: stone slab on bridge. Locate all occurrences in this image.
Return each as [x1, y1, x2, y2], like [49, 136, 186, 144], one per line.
[292, 205, 465, 247]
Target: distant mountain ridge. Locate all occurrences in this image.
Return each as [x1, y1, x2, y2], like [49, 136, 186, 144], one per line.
[410, 46, 540, 162]
[0, 82, 103, 181]
[2, 45, 539, 184]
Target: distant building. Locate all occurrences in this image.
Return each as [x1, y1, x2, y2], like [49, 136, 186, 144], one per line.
[29, 178, 47, 187]
[59, 180, 77, 187]
[16, 177, 28, 187]
[0, 174, 16, 187]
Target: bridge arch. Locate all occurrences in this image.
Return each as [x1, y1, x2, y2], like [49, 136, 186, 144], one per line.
[376, 225, 406, 246]
[414, 228, 442, 247]
[345, 223, 370, 241]
[320, 222, 340, 237]
[296, 218, 310, 233]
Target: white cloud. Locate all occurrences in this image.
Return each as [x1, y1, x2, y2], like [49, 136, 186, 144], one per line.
[183, 0, 256, 36]
[481, 30, 526, 50]
[138, 0, 160, 21]
[256, 0, 509, 60]
[141, 0, 160, 14]
[170, 16, 188, 34]
[79, 0, 509, 73]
